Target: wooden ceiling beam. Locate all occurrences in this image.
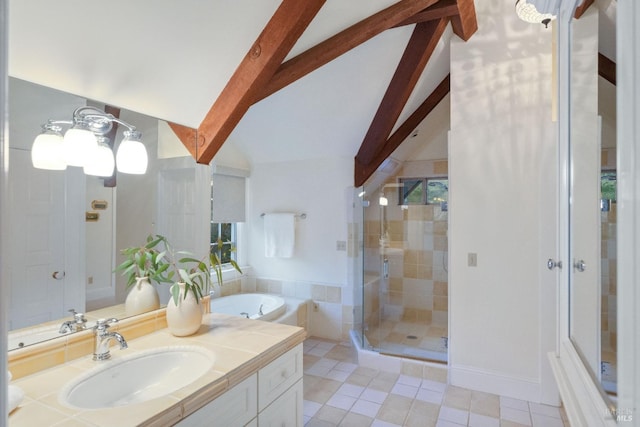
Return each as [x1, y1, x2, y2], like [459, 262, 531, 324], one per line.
[256, 0, 440, 103]
[355, 18, 449, 169]
[170, 0, 326, 165]
[355, 75, 450, 187]
[598, 52, 616, 86]
[394, 0, 460, 27]
[450, 0, 477, 41]
[574, 0, 595, 19]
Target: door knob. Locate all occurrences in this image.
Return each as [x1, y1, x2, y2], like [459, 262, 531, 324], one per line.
[574, 260, 586, 272]
[547, 259, 562, 270]
[52, 271, 65, 280]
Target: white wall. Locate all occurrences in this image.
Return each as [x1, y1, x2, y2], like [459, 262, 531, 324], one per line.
[247, 157, 352, 285]
[449, 3, 559, 404]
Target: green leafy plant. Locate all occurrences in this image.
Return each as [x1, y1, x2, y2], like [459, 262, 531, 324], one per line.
[114, 235, 172, 289]
[116, 234, 243, 306]
[210, 236, 242, 294]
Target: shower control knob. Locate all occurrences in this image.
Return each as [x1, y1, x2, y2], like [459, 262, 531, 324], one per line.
[547, 259, 562, 270]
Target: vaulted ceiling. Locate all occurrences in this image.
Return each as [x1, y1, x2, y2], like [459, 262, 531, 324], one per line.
[168, 0, 478, 186]
[9, 0, 612, 187]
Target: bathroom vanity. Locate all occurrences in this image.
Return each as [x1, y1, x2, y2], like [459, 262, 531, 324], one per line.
[7, 311, 306, 426]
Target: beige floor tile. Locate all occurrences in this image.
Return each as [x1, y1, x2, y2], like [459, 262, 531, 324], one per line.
[315, 404, 347, 424]
[305, 378, 343, 404]
[346, 372, 374, 387]
[305, 418, 336, 427]
[471, 390, 500, 418]
[409, 399, 440, 421]
[304, 353, 321, 366]
[325, 344, 357, 362]
[339, 412, 373, 426]
[424, 366, 448, 383]
[377, 394, 413, 425]
[501, 421, 531, 427]
[443, 385, 472, 410]
[367, 376, 396, 392]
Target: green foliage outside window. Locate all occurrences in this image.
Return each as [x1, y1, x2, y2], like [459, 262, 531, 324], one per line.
[601, 171, 616, 201]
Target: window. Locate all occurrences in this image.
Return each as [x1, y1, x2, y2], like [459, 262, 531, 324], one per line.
[601, 170, 616, 201]
[210, 222, 236, 264]
[210, 172, 244, 266]
[399, 177, 449, 206]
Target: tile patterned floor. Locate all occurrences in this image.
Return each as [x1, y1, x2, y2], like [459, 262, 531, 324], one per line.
[302, 338, 570, 427]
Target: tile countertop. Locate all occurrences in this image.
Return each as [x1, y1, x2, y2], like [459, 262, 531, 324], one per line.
[8, 313, 306, 427]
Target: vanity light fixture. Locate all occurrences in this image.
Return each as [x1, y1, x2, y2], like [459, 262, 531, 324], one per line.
[31, 106, 147, 176]
[515, 0, 556, 28]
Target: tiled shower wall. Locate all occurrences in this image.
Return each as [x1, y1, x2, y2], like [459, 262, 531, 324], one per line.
[601, 148, 617, 356]
[362, 160, 449, 333]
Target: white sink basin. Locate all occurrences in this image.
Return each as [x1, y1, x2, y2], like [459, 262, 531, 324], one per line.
[60, 346, 215, 409]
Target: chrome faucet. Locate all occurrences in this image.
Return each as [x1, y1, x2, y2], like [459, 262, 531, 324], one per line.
[59, 309, 87, 333]
[93, 318, 128, 361]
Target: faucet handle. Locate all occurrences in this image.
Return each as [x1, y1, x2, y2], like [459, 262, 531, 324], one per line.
[72, 311, 87, 324]
[94, 318, 119, 331]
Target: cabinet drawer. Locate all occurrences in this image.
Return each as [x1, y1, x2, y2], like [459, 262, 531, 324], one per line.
[258, 378, 303, 427]
[258, 344, 303, 411]
[177, 374, 257, 427]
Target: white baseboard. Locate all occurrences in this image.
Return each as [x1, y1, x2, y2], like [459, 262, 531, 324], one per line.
[449, 364, 542, 403]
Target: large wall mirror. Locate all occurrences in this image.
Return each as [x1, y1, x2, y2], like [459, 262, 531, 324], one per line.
[568, 0, 617, 401]
[7, 77, 202, 350]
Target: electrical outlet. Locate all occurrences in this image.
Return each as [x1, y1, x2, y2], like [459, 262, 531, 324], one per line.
[87, 276, 93, 285]
[468, 253, 477, 267]
[336, 240, 347, 251]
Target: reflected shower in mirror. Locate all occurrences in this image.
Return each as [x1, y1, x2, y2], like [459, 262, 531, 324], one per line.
[568, 3, 618, 401]
[7, 77, 197, 350]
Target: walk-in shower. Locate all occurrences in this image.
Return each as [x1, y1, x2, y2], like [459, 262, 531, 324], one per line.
[352, 160, 449, 363]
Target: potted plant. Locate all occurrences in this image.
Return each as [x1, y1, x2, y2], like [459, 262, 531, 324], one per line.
[163, 237, 241, 336]
[115, 235, 171, 316]
[209, 236, 242, 299]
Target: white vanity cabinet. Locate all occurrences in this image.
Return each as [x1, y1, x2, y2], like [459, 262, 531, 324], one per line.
[177, 343, 303, 427]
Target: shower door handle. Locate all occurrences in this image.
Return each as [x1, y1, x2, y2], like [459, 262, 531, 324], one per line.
[383, 258, 389, 279]
[574, 259, 586, 272]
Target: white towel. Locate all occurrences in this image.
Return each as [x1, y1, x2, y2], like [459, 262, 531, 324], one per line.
[9, 385, 24, 414]
[8, 371, 24, 414]
[264, 213, 295, 258]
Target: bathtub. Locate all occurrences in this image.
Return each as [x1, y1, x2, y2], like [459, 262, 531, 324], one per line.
[210, 293, 287, 322]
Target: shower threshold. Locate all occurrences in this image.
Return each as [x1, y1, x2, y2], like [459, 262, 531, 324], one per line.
[350, 330, 448, 372]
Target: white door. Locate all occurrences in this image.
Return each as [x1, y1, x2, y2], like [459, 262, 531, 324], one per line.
[8, 148, 66, 329]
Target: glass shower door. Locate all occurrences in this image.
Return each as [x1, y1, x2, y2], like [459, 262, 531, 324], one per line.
[361, 178, 449, 363]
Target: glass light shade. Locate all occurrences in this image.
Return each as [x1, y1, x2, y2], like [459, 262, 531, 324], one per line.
[31, 131, 67, 170]
[84, 142, 115, 177]
[63, 127, 98, 167]
[515, 0, 555, 25]
[116, 132, 147, 174]
[379, 195, 388, 206]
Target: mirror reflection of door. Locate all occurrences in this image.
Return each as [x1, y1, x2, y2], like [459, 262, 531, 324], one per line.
[8, 149, 66, 329]
[569, 9, 601, 379]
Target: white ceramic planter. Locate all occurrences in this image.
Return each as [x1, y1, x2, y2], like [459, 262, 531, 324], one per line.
[166, 282, 203, 336]
[125, 277, 160, 316]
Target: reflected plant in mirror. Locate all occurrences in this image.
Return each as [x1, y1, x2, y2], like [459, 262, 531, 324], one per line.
[114, 235, 173, 316]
